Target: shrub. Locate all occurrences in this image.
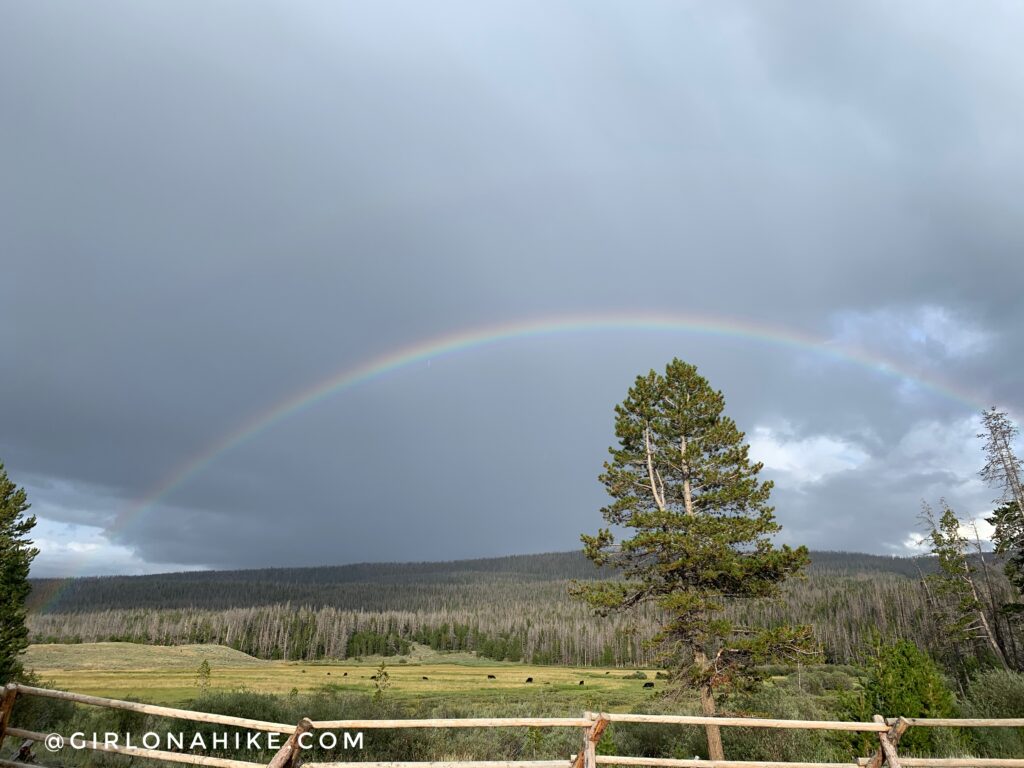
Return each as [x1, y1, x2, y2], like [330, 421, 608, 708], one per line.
[839, 640, 961, 755]
[960, 670, 1024, 757]
[602, 721, 706, 759]
[8, 673, 75, 733]
[725, 685, 849, 762]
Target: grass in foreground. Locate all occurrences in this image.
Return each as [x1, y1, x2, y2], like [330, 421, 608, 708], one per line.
[8, 653, 892, 767]
[15, 644, 1021, 764]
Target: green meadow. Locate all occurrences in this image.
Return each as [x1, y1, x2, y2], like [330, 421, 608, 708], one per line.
[25, 643, 1020, 763]
[24, 643, 665, 709]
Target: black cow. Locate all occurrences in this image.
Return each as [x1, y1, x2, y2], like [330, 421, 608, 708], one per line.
[579, 681, 584, 685]
[643, 682, 655, 689]
[422, 676, 429, 680]
[525, 677, 533, 683]
[487, 674, 496, 679]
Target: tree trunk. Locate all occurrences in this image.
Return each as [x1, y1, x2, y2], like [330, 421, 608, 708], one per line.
[996, 430, 1024, 512]
[964, 568, 1011, 671]
[644, 427, 666, 512]
[699, 683, 724, 760]
[974, 534, 1012, 666]
[1003, 611, 1021, 671]
[680, 435, 694, 516]
[695, 650, 724, 760]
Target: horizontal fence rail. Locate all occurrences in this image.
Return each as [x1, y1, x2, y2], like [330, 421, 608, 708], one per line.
[601, 714, 889, 732]
[0, 684, 1021, 768]
[310, 719, 594, 729]
[890, 719, 1024, 728]
[302, 763, 574, 768]
[12, 684, 298, 733]
[594, 758, 860, 768]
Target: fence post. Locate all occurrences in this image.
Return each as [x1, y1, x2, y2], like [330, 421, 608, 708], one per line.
[888, 717, 910, 751]
[0, 683, 18, 748]
[267, 717, 313, 768]
[576, 711, 608, 768]
[870, 714, 903, 768]
[571, 714, 589, 768]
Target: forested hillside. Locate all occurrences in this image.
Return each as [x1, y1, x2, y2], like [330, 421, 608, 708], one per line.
[28, 550, 936, 613]
[29, 549, 1021, 671]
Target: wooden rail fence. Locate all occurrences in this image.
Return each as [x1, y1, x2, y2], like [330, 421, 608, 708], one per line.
[0, 684, 1021, 768]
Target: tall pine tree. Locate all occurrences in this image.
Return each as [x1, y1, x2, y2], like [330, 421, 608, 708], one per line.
[980, 408, 1024, 514]
[0, 462, 38, 683]
[919, 500, 1009, 675]
[571, 360, 815, 759]
[979, 408, 1024, 620]
[989, 500, 1023, 614]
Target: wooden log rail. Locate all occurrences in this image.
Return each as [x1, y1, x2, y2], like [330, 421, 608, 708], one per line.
[302, 763, 572, 768]
[891, 719, 1024, 728]
[600, 714, 889, 732]
[1, 683, 1023, 768]
[10, 684, 297, 733]
[595, 759, 859, 768]
[309, 718, 593, 729]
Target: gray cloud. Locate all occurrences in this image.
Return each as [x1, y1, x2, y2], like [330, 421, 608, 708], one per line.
[2, 1, 1022, 576]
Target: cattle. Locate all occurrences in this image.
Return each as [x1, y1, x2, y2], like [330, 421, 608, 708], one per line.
[342, 672, 347, 677]
[487, 674, 496, 679]
[422, 676, 429, 680]
[579, 681, 584, 685]
[525, 677, 534, 683]
[326, 672, 331, 676]
[643, 682, 655, 689]
[370, 675, 377, 680]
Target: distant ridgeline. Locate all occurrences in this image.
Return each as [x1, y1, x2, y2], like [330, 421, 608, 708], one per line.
[29, 550, 934, 613]
[31, 550, 1005, 669]
[30, 551, 609, 612]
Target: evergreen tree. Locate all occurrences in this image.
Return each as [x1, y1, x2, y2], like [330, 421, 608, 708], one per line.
[979, 408, 1024, 514]
[919, 501, 1008, 675]
[0, 462, 38, 683]
[195, 658, 212, 690]
[571, 359, 815, 759]
[989, 501, 1023, 612]
[373, 659, 391, 702]
[840, 638, 958, 754]
[979, 408, 1024, 619]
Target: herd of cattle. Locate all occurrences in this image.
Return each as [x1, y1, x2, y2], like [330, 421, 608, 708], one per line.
[328, 670, 655, 688]
[421, 674, 654, 688]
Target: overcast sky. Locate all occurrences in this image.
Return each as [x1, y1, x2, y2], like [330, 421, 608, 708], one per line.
[3, 1, 1023, 578]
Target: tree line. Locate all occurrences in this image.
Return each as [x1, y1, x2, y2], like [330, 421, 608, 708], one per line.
[27, 549, 939, 614]
[27, 565, 1020, 669]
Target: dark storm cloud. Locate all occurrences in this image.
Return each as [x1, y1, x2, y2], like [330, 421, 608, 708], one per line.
[2, 1, 1022, 576]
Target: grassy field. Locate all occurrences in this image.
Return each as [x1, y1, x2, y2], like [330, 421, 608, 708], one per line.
[24, 643, 666, 709]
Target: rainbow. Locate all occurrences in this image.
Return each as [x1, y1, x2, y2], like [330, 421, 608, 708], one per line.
[43, 311, 1001, 599]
